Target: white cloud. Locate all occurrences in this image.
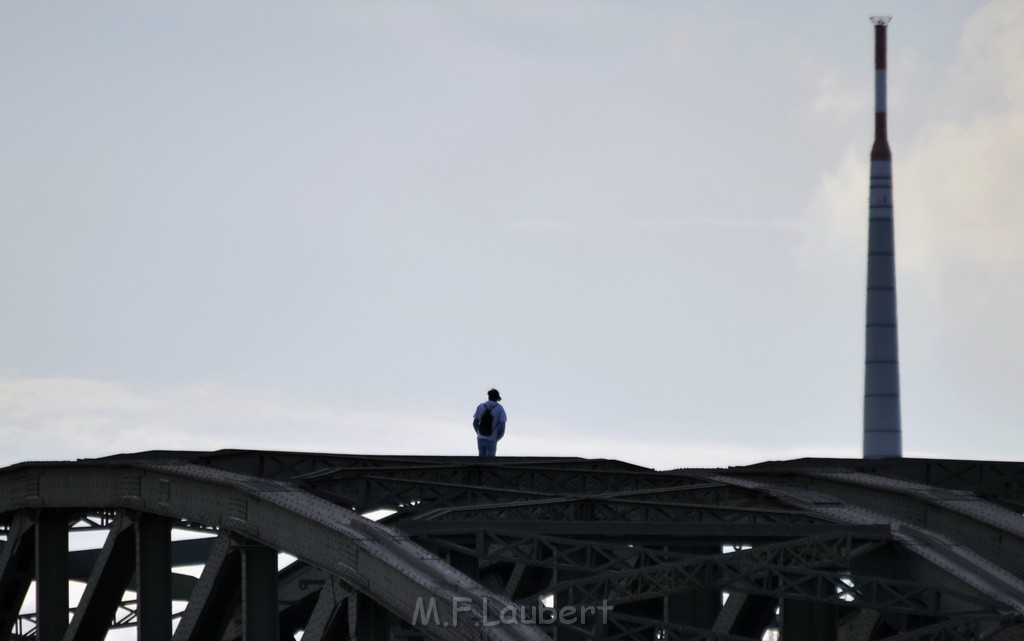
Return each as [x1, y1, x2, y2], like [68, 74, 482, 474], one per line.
[0, 376, 801, 470]
[811, 72, 869, 126]
[800, 146, 867, 267]
[0, 377, 459, 466]
[808, 0, 1024, 274]
[899, 113, 1024, 271]
[957, 0, 1024, 106]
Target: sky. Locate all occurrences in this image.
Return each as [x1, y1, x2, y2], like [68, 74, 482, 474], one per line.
[2, 1, 1023, 471]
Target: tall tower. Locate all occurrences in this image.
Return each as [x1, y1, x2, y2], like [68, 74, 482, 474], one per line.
[863, 16, 902, 459]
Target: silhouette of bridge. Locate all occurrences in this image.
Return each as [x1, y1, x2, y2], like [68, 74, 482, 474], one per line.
[4, 450, 1024, 640]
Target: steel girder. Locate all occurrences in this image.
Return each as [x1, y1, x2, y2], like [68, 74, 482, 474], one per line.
[482, 531, 1002, 619]
[603, 612, 766, 641]
[400, 496, 827, 527]
[713, 470, 1024, 614]
[306, 476, 816, 526]
[302, 464, 709, 498]
[745, 459, 1024, 513]
[746, 468, 1024, 585]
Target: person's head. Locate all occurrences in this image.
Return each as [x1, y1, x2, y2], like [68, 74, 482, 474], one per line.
[487, 388, 501, 402]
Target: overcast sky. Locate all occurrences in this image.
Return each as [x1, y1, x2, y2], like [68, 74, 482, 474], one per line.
[2, 1, 1022, 470]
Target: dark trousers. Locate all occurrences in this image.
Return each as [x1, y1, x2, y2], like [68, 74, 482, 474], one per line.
[477, 438, 497, 457]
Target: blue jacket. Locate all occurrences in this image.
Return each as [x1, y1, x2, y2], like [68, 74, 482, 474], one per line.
[473, 401, 507, 441]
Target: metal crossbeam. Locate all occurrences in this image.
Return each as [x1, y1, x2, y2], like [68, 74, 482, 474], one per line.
[471, 529, 694, 572]
[304, 463, 706, 499]
[404, 496, 830, 526]
[310, 475, 564, 513]
[403, 520, 888, 542]
[604, 612, 761, 641]
[517, 532, 1007, 620]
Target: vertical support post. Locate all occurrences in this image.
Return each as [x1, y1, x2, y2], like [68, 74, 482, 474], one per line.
[34, 511, 68, 641]
[242, 543, 279, 641]
[353, 592, 392, 641]
[136, 514, 172, 641]
[717, 593, 777, 638]
[782, 598, 837, 641]
[664, 546, 720, 628]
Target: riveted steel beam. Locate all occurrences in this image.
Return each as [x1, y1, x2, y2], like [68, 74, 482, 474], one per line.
[299, 576, 351, 641]
[0, 512, 35, 641]
[603, 612, 760, 641]
[171, 532, 239, 641]
[64, 513, 135, 641]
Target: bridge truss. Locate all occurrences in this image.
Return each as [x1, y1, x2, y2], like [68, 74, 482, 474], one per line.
[3, 451, 1024, 640]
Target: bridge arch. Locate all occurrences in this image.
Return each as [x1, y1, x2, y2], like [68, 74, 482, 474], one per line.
[0, 459, 547, 641]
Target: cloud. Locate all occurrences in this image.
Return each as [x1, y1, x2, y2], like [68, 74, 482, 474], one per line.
[811, 72, 869, 126]
[0, 377, 459, 466]
[899, 113, 1024, 271]
[0, 376, 808, 471]
[800, 146, 867, 266]
[895, 0, 1024, 272]
[957, 0, 1024, 106]
[504, 216, 800, 235]
[807, 0, 1024, 274]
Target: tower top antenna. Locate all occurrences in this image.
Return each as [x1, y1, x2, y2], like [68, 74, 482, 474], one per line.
[871, 16, 892, 26]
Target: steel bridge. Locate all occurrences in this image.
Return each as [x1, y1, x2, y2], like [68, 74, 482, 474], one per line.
[4, 451, 1024, 640]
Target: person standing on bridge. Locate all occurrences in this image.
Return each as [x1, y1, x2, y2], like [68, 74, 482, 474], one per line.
[473, 389, 507, 457]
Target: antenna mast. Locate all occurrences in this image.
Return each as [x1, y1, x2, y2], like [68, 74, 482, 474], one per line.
[863, 16, 902, 459]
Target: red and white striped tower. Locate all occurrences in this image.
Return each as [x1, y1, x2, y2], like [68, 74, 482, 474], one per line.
[863, 16, 902, 459]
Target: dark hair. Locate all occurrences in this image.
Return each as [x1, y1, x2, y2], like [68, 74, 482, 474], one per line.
[487, 388, 501, 401]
